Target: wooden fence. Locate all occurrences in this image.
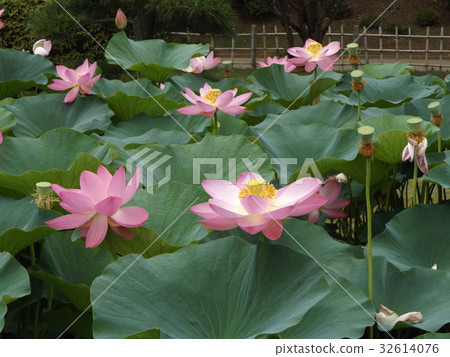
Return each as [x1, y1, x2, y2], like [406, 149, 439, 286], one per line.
[168, 25, 450, 71]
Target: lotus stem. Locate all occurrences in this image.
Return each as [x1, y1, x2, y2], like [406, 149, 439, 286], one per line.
[30, 244, 36, 266]
[212, 112, 219, 137]
[357, 91, 361, 122]
[412, 146, 418, 206]
[366, 157, 374, 339]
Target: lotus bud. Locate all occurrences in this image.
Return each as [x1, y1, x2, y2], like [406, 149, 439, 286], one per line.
[347, 43, 359, 56]
[115, 8, 127, 30]
[407, 117, 423, 135]
[33, 39, 52, 57]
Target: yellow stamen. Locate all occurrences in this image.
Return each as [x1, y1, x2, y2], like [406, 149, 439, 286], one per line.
[306, 42, 323, 56]
[203, 88, 222, 104]
[239, 179, 277, 200]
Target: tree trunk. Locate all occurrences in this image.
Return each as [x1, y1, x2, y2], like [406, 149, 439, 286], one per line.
[132, 0, 154, 40]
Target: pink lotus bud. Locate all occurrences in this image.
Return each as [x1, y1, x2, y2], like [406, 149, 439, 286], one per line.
[0, 9, 4, 30]
[33, 39, 52, 56]
[115, 8, 127, 30]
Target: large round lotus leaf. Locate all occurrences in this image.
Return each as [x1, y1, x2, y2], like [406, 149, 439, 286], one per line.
[0, 195, 59, 255]
[359, 114, 438, 137]
[29, 232, 113, 311]
[6, 93, 113, 137]
[423, 158, 450, 188]
[0, 252, 31, 331]
[250, 65, 341, 108]
[280, 278, 374, 339]
[0, 128, 113, 197]
[126, 182, 209, 246]
[353, 258, 450, 332]
[105, 32, 209, 82]
[268, 219, 366, 286]
[0, 98, 16, 131]
[98, 112, 209, 147]
[91, 78, 181, 121]
[92, 237, 329, 338]
[249, 122, 359, 179]
[121, 134, 274, 187]
[0, 49, 55, 99]
[251, 100, 357, 131]
[343, 76, 441, 107]
[361, 62, 414, 79]
[372, 204, 450, 272]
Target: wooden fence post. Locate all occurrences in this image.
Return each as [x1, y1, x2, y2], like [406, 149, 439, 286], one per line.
[231, 33, 235, 67]
[251, 24, 257, 69]
[353, 25, 359, 42]
[439, 27, 444, 71]
[408, 27, 413, 66]
[274, 25, 279, 52]
[395, 26, 399, 62]
[379, 26, 383, 64]
[425, 27, 430, 71]
[363, 26, 368, 64]
[262, 25, 267, 59]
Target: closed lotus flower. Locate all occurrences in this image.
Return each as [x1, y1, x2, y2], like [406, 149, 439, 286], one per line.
[46, 166, 148, 248]
[287, 39, 340, 72]
[33, 39, 52, 56]
[258, 55, 296, 73]
[402, 137, 428, 175]
[308, 179, 350, 224]
[48, 59, 101, 103]
[115, 8, 127, 30]
[191, 172, 327, 240]
[183, 51, 221, 73]
[177, 83, 252, 118]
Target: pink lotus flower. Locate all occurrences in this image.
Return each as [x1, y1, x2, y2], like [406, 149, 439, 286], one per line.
[308, 179, 350, 224]
[0, 9, 4, 30]
[33, 39, 52, 56]
[402, 138, 428, 175]
[183, 51, 221, 73]
[0, 130, 3, 144]
[287, 39, 340, 72]
[47, 59, 101, 103]
[45, 166, 148, 248]
[191, 172, 327, 240]
[115, 8, 127, 30]
[177, 83, 252, 118]
[258, 55, 296, 73]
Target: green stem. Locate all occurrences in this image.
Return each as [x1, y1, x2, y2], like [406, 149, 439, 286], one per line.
[357, 91, 361, 122]
[212, 112, 219, 137]
[438, 130, 442, 153]
[33, 281, 43, 339]
[108, 239, 118, 261]
[366, 157, 374, 339]
[40, 285, 55, 338]
[30, 244, 36, 266]
[412, 147, 418, 206]
[437, 130, 442, 203]
[258, 232, 264, 243]
[313, 67, 317, 81]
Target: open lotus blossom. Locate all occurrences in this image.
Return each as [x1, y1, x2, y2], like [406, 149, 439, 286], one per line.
[45, 166, 148, 248]
[47, 59, 101, 103]
[258, 55, 296, 73]
[33, 39, 52, 56]
[183, 51, 221, 73]
[191, 172, 327, 240]
[308, 179, 350, 224]
[402, 137, 428, 175]
[0, 9, 4, 29]
[177, 83, 252, 118]
[287, 39, 340, 72]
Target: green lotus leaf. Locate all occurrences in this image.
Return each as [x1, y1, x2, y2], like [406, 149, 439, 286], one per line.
[358, 114, 438, 137]
[91, 78, 181, 121]
[168, 73, 248, 93]
[6, 93, 113, 137]
[0, 98, 16, 131]
[414, 333, 450, 339]
[91, 237, 329, 338]
[0, 128, 113, 197]
[127, 182, 209, 246]
[0, 252, 31, 331]
[361, 62, 414, 79]
[44, 307, 93, 338]
[120, 134, 274, 187]
[0, 49, 55, 99]
[105, 31, 209, 82]
[423, 158, 450, 188]
[249, 122, 359, 179]
[280, 278, 374, 339]
[29, 232, 114, 311]
[251, 65, 341, 108]
[344, 76, 441, 107]
[372, 204, 450, 272]
[0, 195, 59, 255]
